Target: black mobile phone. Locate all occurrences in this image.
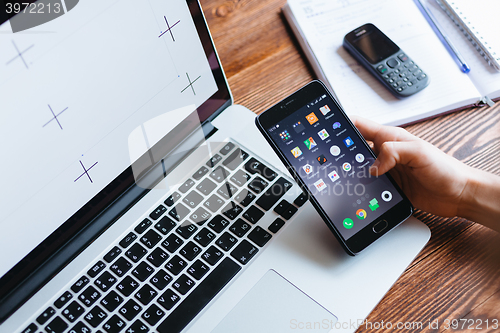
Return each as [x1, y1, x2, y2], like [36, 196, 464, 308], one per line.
[343, 23, 429, 98]
[255, 81, 413, 255]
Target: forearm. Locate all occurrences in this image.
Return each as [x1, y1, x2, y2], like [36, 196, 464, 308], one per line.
[459, 167, 500, 233]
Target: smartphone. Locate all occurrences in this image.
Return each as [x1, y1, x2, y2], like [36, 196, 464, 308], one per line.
[343, 23, 429, 98]
[255, 81, 413, 255]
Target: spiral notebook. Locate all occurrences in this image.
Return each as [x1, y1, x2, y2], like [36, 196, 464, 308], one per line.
[436, 0, 500, 71]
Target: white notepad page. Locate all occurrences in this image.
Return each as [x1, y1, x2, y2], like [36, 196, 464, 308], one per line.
[287, 0, 480, 125]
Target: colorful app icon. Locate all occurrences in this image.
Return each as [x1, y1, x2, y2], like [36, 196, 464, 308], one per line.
[319, 105, 331, 116]
[279, 130, 291, 141]
[303, 137, 317, 150]
[330, 145, 341, 156]
[302, 164, 313, 175]
[381, 190, 392, 202]
[314, 179, 327, 192]
[317, 154, 327, 165]
[291, 147, 303, 158]
[369, 198, 379, 211]
[342, 162, 351, 172]
[328, 170, 340, 183]
[355, 153, 365, 163]
[317, 129, 330, 140]
[343, 218, 354, 229]
[356, 209, 367, 220]
[332, 122, 341, 130]
[344, 136, 354, 147]
[292, 121, 305, 133]
[306, 112, 319, 125]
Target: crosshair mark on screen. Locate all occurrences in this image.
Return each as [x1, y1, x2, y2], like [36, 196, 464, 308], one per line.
[158, 16, 181, 41]
[181, 72, 201, 95]
[42, 104, 69, 130]
[74, 160, 98, 184]
[6, 41, 34, 69]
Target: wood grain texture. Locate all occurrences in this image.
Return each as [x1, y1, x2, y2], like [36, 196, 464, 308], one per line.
[200, 0, 500, 331]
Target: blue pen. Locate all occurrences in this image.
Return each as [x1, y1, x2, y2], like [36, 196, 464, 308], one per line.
[416, 0, 470, 73]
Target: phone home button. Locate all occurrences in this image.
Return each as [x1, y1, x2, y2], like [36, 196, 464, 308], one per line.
[373, 220, 388, 233]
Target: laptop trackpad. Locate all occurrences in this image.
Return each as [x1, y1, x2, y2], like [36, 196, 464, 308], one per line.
[211, 270, 337, 333]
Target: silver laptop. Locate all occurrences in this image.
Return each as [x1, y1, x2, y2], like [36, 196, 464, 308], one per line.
[0, 1, 430, 332]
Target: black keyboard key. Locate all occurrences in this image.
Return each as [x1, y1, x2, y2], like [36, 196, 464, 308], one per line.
[178, 179, 195, 194]
[187, 260, 210, 280]
[69, 321, 90, 333]
[248, 177, 268, 194]
[100, 291, 123, 312]
[231, 240, 259, 265]
[203, 194, 224, 212]
[134, 218, 152, 234]
[110, 257, 132, 277]
[165, 255, 188, 275]
[157, 289, 180, 311]
[244, 158, 278, 181]
[45, 316, 67, 333]
[62, 301, 84, 323]
[150, 270, 172, 290]
[209, 166, 230, 183]
[293, 193, 307, 207]
[273, 199, 290, 215]
[207, 215, 230, 233]
[21, 323, 37, 333]
[234, 189, 256, 207]
[176, 222, 198, 239]
[164, 192, 181, 207]
[221, 202, 243, 220]
[193, 228, 216, 247]
[168, 203, 190, 221]
[162, 233, 184, 253]
[229, 218, 251, 237]
[230, 170, 251, 187]
[268, 218, 285, 233]
[242, 205, 264, 224]
[216, 232, 238, 251]
[132, 262, 155, 282]
[94, 271, 117, 292]
[119, 299, 142, 321]
[179, 241, 202, 261]
[87, 261, 106, 278]
[219, 142, 235, 155]
[206, 154, 222, 167]
[103, 246, 122, 263]
[154, 216, 176, 235]
[281, 204, 298, 220]
[37, 307, 56, 325]
[71, 276, 90, 293]
[156, 258, 241, 333]
[84, 305, 107, 328]
[183, 190, 204, 208]
[119, 232, 137, 249]
[146, 247, 169, 267]
[54, 291, 72, 309]
[196, 178, 217, 196]
[116, 276, 140, 297]
[192, 166, 209, 180]
[217, 182, 238, 200]
[255, 177, 293, 211]
[248, 226, 272, 247]
[140, 229, 162, 248]
[78, 286, 101, 307]
[102, 315, 126, 333]
[189, 207, 212, 225]
[201, 246, 224, 266]
[222, 148, 248, 170]
[135, 284, 158, 305]
[128, 320, 149, 333]
[125, 243, 148, 263]
[173, 274, 195, 295]
[149, 205, 167, 220]
[142, 304, 165, 326]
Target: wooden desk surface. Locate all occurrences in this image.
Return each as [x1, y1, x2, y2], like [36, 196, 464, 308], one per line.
[200, 0, 500, 331]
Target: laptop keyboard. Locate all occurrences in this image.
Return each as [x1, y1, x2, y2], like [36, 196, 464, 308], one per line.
[20, 141, 308, 333]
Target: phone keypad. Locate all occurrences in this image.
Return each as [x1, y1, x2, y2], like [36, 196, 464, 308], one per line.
[380, 53, 427, 93]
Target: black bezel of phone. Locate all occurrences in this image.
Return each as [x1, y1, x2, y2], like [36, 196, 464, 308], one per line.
[255, 80, 413, 255]
[343, 23, 430, 98]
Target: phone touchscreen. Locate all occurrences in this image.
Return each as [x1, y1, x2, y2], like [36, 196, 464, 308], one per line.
[265, 93, 403, 240]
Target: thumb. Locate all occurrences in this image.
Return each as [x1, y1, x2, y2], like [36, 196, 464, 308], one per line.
[370, 141, 421, 176]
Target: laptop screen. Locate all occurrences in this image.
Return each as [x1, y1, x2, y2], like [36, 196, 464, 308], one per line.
[0, 0, 230, 290]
